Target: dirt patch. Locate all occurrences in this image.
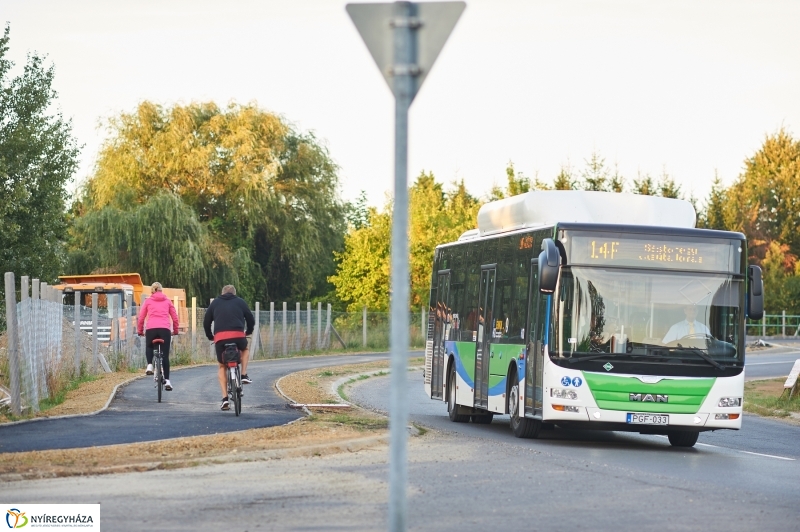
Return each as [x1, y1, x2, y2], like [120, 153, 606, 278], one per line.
[0, 360, 395, 481]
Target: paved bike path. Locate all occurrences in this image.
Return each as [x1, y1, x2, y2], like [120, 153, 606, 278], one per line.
[0, 353, 392, 453]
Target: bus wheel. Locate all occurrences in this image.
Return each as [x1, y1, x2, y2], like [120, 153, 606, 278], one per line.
[667, 431, 699, 447]
[509, 376, 540, 439]
[447, 363, 469, 423]
[471, 413, 494, 424]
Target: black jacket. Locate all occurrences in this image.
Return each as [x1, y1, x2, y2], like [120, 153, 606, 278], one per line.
[203, 293, 255, 341]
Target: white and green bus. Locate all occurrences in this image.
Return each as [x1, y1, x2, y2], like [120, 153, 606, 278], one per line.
[424, 190, 763, 447]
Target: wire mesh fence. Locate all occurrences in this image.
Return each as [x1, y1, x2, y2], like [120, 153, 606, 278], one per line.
[1, 274, 428, 415]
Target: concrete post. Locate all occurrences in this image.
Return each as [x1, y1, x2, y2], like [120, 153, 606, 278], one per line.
[75, 291, 82, 374]
[783, 310, 786, 337]
[4, 272, 21, 416]
[295, 302, 301, 352]
[126, 291, 133, 368]
[92, 293, 99, 371]
[253, 302, 261, 358]
[307, 302, 311, 351]
[317, 302, 322, 349]
[363, 305, 368, 347]
[326, 303, 332, 349]
[270, 301, 275, 358]
[191, 296, 197, 357]
[282, 302, 287, 357]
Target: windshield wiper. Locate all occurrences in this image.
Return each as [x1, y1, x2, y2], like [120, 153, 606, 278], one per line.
[673, 344, 725, 370]
[566, 353, 650, 364]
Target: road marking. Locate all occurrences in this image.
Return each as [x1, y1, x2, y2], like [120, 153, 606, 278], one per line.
[736, 450, 795, 461]
[657, 437, 796, 461]
[746, 361, 795, 366]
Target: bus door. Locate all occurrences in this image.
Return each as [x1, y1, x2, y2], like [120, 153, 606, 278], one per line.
[525, 259, 546, 417]
[431, 270, 451, 400]
[475, 265, 496, 409]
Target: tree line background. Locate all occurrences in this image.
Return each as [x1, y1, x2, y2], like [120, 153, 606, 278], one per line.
[3, 25, 800, 317]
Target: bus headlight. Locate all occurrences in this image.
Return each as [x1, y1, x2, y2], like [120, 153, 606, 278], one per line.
[551, 388, 578, 400]
[718, 397, 742, 407]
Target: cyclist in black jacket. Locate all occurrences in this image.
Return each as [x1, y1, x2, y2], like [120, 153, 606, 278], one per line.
[203, 285, 255, 411]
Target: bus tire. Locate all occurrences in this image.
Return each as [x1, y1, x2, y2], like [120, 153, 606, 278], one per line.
[448, 363, 469, 423]
[509, 372, 540, 439]
[667, 431, 699, 447]
[471, 413, 494, 424]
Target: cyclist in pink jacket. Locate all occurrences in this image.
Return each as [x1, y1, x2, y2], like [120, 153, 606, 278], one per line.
[137, 282, 180, 390]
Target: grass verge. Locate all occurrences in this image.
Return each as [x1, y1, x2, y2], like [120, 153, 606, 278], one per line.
[744, 378, 800, 418]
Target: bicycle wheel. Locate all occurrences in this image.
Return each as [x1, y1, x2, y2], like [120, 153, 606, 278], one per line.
[233, 367, 242, 416]
[155, 350, 163, 403]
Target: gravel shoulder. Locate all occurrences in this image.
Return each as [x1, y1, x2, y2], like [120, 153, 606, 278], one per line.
[0, 360, 392, 481]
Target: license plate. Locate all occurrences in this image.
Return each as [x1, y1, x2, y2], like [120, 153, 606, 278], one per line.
[626, 413, 669, 425]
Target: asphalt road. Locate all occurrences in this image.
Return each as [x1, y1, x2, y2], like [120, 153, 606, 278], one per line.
[349, 366, 800, 530]
[0, 353, 392, 453]
[744, 345, 800, 380]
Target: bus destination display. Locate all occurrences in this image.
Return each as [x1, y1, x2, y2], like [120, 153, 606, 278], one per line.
[567, 235, 736, 272]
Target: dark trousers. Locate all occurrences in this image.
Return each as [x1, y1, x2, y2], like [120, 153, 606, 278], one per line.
[145, 328, 172, 379]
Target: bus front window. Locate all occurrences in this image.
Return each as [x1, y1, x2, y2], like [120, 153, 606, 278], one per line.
[551, 267, 743, 365]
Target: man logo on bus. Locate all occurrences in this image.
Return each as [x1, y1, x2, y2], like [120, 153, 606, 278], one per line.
[629, 393, 668, 403]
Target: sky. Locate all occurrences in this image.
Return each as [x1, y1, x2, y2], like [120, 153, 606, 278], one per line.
[4, 0, 800, 209]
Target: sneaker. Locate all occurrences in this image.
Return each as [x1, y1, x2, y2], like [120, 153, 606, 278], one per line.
[145, 364, 154, 375]
[220, 398, 230, 411]
[164, 380, 173, 391]
[241, 374, 252, 384]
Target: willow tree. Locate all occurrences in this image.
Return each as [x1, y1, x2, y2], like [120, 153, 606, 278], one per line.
[70, 101, 345, 303]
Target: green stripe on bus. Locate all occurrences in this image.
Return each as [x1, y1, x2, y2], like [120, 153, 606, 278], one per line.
[582, 372, 715, 414]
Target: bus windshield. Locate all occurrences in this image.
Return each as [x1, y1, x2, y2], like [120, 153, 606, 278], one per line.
[550, 267, 743, 365]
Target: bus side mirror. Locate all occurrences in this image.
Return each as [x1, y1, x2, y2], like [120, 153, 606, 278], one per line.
[747, 265, 763, 320]
[539, 238, 560, 294]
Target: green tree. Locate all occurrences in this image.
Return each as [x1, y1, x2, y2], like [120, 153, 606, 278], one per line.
[330, 172, 481, 311]
[0, 25, 80, 283]
[552, 164, 575, 190]
[632, 172, 655, 195]
[71, 101, 344, 303]
[345, 190, 370, 230]
[657, 170, 682, 199]
[579, 151, 610, 191]
[725, 128, 800, 264]
[698, 174, 730, 230]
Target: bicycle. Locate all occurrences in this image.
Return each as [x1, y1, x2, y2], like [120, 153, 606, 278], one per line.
[222, 342, 242, 416]
[152, 338, 165, 403]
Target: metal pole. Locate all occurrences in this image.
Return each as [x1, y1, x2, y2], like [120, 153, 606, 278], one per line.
[4, 272, 21, 416]
[92, 293, 99, 371]
[389, 3, 413, 529]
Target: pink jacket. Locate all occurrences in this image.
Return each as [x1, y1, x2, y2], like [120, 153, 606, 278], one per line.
[137, 292, 179, 335]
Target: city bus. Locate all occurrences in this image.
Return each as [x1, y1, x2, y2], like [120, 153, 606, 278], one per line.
[424, 190, 763, 447]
